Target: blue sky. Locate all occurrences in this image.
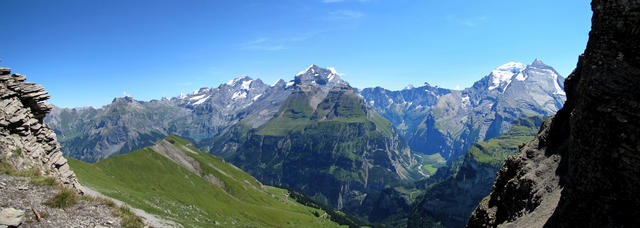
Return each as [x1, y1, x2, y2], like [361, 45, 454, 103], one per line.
[0, 0, 592, 108]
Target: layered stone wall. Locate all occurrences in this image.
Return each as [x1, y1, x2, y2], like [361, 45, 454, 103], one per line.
[0, 66, 80, 191]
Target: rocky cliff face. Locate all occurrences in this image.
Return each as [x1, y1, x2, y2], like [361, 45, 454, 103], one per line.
[0, 67, 80, 190]
[467, 0, 640, 227]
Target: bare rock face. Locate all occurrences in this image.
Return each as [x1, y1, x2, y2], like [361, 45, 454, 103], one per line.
[467, 0, 640, 227]
[0, 66, 81, 191]
[0, 207, 25, 227]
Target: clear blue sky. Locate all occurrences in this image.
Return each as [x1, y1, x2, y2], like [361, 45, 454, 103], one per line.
[0, 0, 592, 108]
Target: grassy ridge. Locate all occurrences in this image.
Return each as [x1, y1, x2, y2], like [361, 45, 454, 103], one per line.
[467, 116, 543, 166]
[69, 136, 344, 228]
[256, 91, 314, 136]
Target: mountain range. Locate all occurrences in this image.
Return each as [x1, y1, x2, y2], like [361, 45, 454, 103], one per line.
[4, 1, 637, 226]
[360, 59, 565, 163]
[45, 60, 566, 224]
[47, 60, 565, 163]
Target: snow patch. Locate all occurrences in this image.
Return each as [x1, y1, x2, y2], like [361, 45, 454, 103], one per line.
[461, 96, 470, 103]
[178, 93, 186, 99]
[226, 75, 249, 86]
[328, 67, 337, 75]
[286, 81, 295, 88]
[242, 80, 253, 90]
[327, 67, 344, 80]
[226, 78, 238, 86]
[515, 72, 528, 81]
[489, 62, 526, 90]
[252, 94, 262, 101]
[297, 64, 316, 76]
[190, 94, 207, 101]
[193, 95, 210, 105]
[551, 72, 566, 95]
[232, 91, 247, 100]
[271, 79, 282, 87]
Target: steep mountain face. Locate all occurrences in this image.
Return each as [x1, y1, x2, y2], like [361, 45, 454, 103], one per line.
[468, 0, 640, 227]
[407, 116, 543, 228]
[46, 75, 293, 162]
[205, 65, 421, 221]
[70, 135, 349, 227]
[0, 67, 80, 190]
[360, 60, 566, 162]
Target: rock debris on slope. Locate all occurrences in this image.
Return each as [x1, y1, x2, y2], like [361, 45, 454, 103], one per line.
[0, 174, 120, 227]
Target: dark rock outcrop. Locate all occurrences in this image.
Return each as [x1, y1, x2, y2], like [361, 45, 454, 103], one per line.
[467, 0, 640, 227]
[0, 67, 80, 190]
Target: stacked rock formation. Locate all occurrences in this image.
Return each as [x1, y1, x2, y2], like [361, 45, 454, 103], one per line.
[0, 66, 81, 191]
[467, 0, 640, 227]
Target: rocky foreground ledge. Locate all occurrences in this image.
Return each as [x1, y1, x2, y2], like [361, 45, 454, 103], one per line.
[0, 66, 80, 191]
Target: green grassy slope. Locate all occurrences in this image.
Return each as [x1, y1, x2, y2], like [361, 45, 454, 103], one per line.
[69, 136, 346, 228]
[466, 116, 544, 167]
[256, 90, 315, 136]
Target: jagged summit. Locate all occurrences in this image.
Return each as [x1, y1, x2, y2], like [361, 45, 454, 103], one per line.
[296, 64, 321, 76]
[192, 87, 211, 95]
[481, 60, 565, 95]
[294, 64, 347, 88]
[224, 75, 262, 90]
[111, 96, 136, 104]
[271, 78, 286, 87]
[531, 58, 546, 66]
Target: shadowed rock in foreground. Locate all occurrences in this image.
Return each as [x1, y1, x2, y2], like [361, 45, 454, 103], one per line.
[467, 0, 640, 227]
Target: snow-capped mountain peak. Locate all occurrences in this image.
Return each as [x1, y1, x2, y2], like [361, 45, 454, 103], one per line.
[488, 62, 526, 90]
[294, 64, 347, 87]
[297, 64, 318, 76]
[271, 79, 285, 87]
[531, 58, 546, 66]
[226, 75, 251, 86]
